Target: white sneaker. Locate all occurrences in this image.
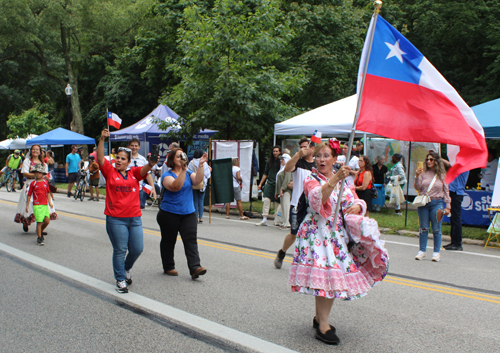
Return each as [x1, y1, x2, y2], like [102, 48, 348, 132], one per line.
[255, 221, 268, 226]
[116, 280, 128, 293]
[125, 270, 132, 285]
[432, 252, 441, 262]
[415, 251, 426, 260]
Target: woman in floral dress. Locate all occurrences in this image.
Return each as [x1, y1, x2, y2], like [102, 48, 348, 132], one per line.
[288, 140, 389, 345]
[14, 144, 57, 232]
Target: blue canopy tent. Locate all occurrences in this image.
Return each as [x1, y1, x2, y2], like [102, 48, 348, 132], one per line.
[109, 104, 217, 142]
[472, 98, 500, 139]
[26, 127, 96, 146]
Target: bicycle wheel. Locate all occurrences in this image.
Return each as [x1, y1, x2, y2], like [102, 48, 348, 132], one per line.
[80, 183, 85, 201]
[6, 174, 14, 192]
[74, 181, 81, 200]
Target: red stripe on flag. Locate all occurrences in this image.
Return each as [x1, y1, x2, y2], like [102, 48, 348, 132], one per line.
[108, 118, 121, 129]
[358, 74, 487, 182]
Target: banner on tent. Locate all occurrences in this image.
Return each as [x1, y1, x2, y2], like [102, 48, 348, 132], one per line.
[187, 140, 210, 158]
[366, 139, 439, 196]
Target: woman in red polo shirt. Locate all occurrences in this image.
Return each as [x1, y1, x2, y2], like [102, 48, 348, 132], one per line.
[97, 128, 156, 293]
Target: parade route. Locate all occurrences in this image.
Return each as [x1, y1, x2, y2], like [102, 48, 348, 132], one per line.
[1, 189, 499, 352]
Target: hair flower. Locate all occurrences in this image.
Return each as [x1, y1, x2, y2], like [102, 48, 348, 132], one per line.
[329, 139, 341, 155]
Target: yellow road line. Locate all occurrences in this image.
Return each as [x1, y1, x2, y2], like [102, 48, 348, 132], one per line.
[2, 198, 498, 304]
[384, 279, 500, 304]
[385, 276, 500, 301]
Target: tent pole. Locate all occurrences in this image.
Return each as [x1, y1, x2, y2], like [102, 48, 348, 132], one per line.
[405, 142, 412, 227]
[209, 138, 212, 224]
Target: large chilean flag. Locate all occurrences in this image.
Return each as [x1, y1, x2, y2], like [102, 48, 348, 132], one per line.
[357, 16, 487, 184]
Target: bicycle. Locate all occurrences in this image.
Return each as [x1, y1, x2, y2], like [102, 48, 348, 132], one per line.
[0, 168, 16, 192]
[74, 171, 88, 202]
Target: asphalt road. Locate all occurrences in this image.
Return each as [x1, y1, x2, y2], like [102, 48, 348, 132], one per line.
[1, 188, 499, 352]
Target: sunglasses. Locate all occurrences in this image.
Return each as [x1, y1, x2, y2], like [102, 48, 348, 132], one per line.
[118, 147, 132, 153]
[426, 158, 435, 161]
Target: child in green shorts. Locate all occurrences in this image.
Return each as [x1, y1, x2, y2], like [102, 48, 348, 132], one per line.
[26, 164, 53, 246]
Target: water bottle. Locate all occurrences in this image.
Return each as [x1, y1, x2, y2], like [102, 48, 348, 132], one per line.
[291, 206, 298, 231]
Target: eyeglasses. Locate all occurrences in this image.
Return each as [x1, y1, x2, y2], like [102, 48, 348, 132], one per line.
[426, 158, 435, 161]
[118, 147, 131, 153]
[134, 161, 138, 167]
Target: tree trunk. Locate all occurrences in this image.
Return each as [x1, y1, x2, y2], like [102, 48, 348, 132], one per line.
[61, 24, 84, 136]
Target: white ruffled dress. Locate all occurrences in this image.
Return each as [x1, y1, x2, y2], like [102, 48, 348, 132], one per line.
[14, 159, 57, 227]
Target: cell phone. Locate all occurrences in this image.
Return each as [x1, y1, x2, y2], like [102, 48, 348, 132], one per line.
[150, 144, 159, 163]
[418, 161, 424, 169]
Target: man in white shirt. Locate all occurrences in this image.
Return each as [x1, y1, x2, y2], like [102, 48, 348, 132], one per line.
[127, 138, 156, 209]
[161, 142, 179, 177]
[274, 137, 316, 269]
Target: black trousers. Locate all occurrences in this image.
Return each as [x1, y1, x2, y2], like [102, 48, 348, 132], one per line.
[449, 191, 463, 246]
[157, 209, 201, 274]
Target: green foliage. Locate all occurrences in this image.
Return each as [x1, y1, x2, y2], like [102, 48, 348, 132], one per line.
[163, 0, 307, 143]
[1, 0, 500, 147]
[7, 106, 54, 138]
[282, 0, 367, 108]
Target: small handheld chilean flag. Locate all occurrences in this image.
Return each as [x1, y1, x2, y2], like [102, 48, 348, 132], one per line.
[142, 183, 153, 195]
[107, 112, 122, 129]
[310, 130, 322, 144]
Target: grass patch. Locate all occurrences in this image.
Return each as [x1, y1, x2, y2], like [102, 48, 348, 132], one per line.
[55, 183, 106, 196]
[241, 199, 489, 241]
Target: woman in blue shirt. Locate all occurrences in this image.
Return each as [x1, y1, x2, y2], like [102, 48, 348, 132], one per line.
[157, 147, 208, 279]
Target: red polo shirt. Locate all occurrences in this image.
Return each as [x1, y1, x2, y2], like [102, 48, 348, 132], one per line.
[99, 159, 146, 218]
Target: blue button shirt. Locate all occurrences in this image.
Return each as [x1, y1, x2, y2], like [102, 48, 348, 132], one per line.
[449, 171, 469, 195]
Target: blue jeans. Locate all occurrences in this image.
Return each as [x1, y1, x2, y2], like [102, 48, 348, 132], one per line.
[106, 216, 144, 281]
[193, 190, 205, 219]
[417, 199, 444, 253]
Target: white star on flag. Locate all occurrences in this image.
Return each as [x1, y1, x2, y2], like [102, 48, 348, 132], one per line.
[385, 40, 406, 63]
[133, 188, 136, 192]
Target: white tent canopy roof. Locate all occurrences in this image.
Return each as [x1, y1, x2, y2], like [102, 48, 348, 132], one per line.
[0, 134, 38, 150]
[274, 95, 376, 137]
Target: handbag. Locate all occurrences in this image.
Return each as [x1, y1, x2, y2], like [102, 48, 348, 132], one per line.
[192, 180, 204, 190]
[412, 175, 437, 207]
[189, 160, 204, 190]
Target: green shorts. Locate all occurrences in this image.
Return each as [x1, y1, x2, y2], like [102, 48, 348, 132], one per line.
[33, 205, 50, 223]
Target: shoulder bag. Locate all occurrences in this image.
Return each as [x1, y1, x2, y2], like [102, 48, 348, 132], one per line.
[412, 175, 437, 207]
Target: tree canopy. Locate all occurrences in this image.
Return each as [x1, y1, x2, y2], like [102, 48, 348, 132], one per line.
[1, 0, 500, 150]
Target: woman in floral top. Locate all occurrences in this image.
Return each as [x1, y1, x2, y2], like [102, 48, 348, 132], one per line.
[288, 140, 389, 345]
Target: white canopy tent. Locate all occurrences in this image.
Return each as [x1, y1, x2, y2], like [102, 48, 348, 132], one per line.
[274, 95, 377, 142]
[0, 134, 38, 150]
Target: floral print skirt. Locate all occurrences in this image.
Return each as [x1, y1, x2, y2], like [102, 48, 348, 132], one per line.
[288, 213, 389, 300]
